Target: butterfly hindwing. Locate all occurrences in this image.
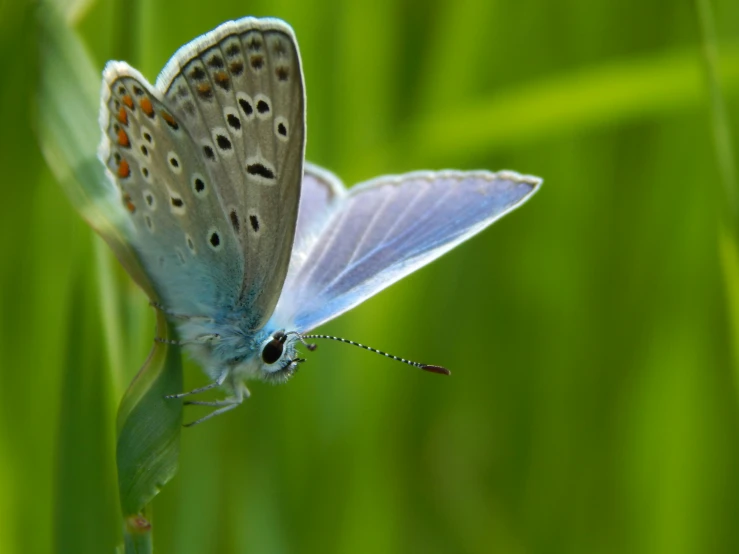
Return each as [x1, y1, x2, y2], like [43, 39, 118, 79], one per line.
[99, 64, 244, 318]
[291, 163, 347, 267]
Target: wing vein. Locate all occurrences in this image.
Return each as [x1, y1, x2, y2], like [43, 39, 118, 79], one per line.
[316, 181, 455, 298]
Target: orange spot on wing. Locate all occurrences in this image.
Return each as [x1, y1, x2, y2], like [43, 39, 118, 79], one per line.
[117, 129, 130, 147]
[118, 159, 130, 178]
[161, 111, 179, 130]
[117, 106, 128, 125]
[140, 97, 154, 117]
[122, 94, 134, 109]
[213, 71, 231, 91]
[123, 192, 136, 213]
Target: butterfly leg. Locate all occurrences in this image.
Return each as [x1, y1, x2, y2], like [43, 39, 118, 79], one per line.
[182, 382, 250, 427]
[150, 301, 191, 320]
[164, 370, 228, 400]
[155, 334, 220, 347]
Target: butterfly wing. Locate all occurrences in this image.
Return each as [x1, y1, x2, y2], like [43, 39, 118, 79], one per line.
[271, 169, 541, 332]
[291, 163, 347, 270]
[99, 63, 245, 317]
[99, 18, 305, 326]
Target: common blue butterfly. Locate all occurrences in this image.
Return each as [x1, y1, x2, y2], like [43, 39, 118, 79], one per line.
[99, 17, 541, 425]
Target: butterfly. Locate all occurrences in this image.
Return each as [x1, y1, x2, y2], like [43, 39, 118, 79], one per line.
[98, 17, 541, 425]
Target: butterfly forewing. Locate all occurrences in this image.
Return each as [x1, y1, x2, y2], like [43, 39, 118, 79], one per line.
[100, 64, 244, 317]
[154, 18, 306, 329]
[271, 170, 541, 333]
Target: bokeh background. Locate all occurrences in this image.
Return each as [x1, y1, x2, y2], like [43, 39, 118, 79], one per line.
[2, 0, 739, 552]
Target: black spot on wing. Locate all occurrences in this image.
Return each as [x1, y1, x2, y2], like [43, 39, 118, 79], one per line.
[227, 113, 241, 130]
[230, 210, 240, 232]
[239, 98, 253, 115]
[216, 134, 232, 150]
[246, 163, 274, 179]
[208, 55, 224, 68]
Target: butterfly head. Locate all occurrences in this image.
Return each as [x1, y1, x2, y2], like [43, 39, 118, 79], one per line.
[257, 329, 305, 383]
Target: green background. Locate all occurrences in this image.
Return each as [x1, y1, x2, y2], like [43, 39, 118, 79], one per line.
[2, 0, 739, 552]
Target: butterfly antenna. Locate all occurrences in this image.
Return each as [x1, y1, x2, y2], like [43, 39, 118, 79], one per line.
[288, 331, 318, 351]
[300, 334, 451, 375]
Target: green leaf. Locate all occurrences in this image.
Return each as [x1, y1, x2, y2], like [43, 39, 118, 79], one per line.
[116, 312, 182, 515]
[36, 1, 154, 297]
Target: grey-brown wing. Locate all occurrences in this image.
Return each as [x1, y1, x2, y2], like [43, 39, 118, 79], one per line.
[155, 17, 305, 329]
[99, 63, 245, 318]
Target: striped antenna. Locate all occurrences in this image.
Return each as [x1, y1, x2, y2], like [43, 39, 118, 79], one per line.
[300, 334, 451, 375]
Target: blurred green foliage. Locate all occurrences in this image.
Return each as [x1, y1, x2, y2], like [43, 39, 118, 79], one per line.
[1, 0, 738, 552]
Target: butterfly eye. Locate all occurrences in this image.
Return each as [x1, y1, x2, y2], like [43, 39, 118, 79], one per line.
[261, 330, 287, 364]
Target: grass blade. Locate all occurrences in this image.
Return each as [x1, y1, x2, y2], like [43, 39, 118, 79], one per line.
[695, 0, 739, 405]
[36, 3, 183, 551]
[373, 42, 739, 170]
